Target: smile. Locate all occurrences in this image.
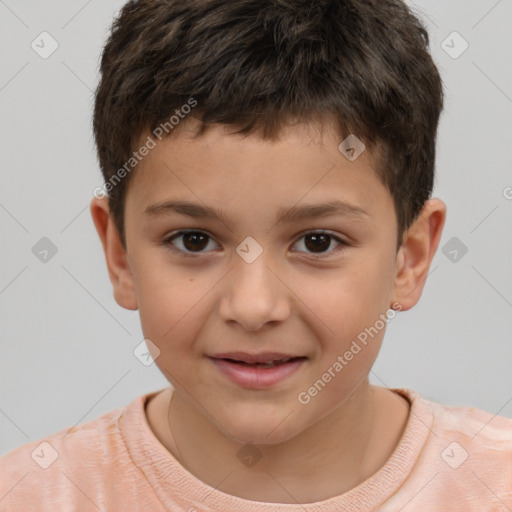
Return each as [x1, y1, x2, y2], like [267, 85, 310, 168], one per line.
[209, 356, 307, 389]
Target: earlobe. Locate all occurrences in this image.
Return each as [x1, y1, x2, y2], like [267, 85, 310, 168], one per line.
[390, 199, 446, 311]
[90, 197, 138, 311]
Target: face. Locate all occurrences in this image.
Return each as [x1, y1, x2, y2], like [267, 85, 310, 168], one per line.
[121, 119, 401, 445]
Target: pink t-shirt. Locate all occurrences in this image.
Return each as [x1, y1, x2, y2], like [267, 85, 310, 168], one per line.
[1, 388, 511, 511]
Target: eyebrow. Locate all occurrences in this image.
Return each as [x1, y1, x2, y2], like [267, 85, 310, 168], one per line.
[144, 199, 369, 225]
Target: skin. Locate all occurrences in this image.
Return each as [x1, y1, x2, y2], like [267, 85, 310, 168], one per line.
[90, 118, 446, 503]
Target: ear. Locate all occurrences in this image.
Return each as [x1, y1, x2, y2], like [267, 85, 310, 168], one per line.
[90, 196, 138, 311]
[390, 198, 446, 311]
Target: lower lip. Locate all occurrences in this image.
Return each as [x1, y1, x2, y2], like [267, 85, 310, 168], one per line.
[209, 357, 306, 389]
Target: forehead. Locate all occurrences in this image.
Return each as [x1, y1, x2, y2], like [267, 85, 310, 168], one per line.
[125, 119, 393, 225]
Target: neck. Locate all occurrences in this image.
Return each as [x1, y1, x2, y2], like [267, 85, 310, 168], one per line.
[161, 381, 409, 504]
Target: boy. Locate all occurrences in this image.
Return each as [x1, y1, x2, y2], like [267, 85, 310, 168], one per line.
[1, 0, 511, 510]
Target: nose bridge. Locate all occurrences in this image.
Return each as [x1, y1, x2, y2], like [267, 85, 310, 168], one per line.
[219, 245, 289, 331]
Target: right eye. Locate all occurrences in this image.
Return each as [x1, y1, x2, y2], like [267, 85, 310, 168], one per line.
[162, 230, 220, 257]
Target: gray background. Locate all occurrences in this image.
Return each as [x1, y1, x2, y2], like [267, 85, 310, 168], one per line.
[1, 0, 511, 457]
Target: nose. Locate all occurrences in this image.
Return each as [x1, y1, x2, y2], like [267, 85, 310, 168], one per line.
[218, 251, 290, 332]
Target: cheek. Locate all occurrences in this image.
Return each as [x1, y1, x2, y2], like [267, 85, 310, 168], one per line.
[133, 260, 205, 348]
[292, 255, 393, 384]
[296, 260, 393, 340]
[139, 290, 210, 387]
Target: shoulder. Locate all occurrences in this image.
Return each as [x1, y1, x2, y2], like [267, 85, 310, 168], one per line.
[408, 388, 512, 465]
[398, 388, 512, 447]
[423, 392, 512, 449]
[0, 402, 125, 468]
[388, 389, 512, 510]
[0, 397, 142, 510]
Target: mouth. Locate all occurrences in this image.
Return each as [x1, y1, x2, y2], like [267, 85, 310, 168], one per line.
[208, 353, 308, 388]
[210, 351, 307, 364]
[216, 356, 306, 368]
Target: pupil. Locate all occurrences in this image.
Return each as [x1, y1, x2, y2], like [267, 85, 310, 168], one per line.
[305, 234, 330, 253]
[183, 232, 208, 251]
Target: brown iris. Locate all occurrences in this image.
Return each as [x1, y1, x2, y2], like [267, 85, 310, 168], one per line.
[181, 232, 210, 252]
[303, 233, 331, 253]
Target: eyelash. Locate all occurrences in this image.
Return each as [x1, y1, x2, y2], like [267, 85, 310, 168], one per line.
[161, 230, 348, 259]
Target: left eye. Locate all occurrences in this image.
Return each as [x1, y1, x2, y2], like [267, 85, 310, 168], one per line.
[292, 231, 345, 256]
[163, 230, 346, 257]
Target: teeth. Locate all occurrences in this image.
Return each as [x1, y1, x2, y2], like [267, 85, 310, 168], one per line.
[258, 357, 292, 368]
[225, 357, 296, 367]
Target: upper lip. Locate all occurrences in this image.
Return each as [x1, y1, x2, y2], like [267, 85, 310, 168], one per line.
[210, 352, 305, 364]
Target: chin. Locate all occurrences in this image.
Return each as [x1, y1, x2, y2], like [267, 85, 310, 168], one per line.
[218, 411, 304, 446]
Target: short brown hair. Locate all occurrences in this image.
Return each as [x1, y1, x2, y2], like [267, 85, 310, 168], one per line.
[93, 0, 444, 250]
